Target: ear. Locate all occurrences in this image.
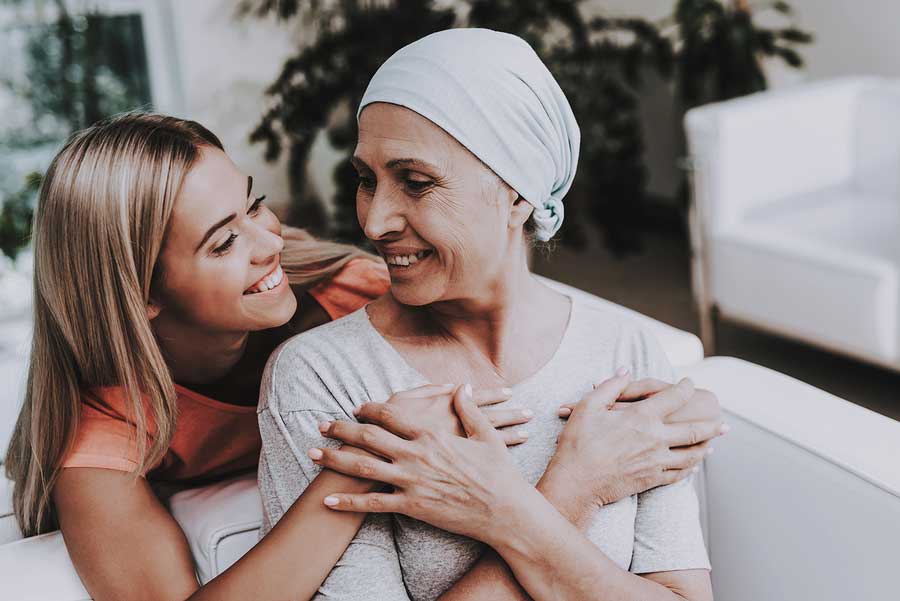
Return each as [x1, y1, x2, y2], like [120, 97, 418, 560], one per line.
[146, 301, 162, 321]
[508, 191, 534, 230]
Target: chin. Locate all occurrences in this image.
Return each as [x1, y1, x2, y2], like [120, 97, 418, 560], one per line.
[390, 281, 444, 307]
[247, 293, 297, 330]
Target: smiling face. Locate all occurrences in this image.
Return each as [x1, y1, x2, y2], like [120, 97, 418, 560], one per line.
[151, 146, 296, 334]
[354, 103, 532, 306]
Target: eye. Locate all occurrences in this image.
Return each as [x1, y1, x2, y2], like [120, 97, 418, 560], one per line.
[248, 195, 266, 215]
[357, 173, 376, 192]
[212, 232, 238, 256]
[405, 178, 433, 193]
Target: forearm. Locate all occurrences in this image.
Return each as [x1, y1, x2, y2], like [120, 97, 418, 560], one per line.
[489, 489, 687, 601]
[442, 478, 685, 601]
[188, 448, 379, 601]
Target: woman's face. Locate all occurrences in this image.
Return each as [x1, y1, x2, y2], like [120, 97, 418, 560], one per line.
[354, 103, 528, 306]
[152, 146, 296, 333]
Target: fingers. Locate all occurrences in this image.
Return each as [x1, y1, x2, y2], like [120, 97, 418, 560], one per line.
[499, 427, 530, 446]
[318, 420, 406, 459]
[308, 447, 407, 486]
[634, 378, 695, 418]
[481, 406, 533, 429]
[473, 387, 514, 407]
[322, 491, 406, 514]
[453, 384, 497, 440]
[394, 383, 457, 399]
[353, 402, 421, 439]
[618, 378, 670, 402]
[663, 418, 724, 448]
[578, 368, 632, 413]
[659, 467, 699, 487]
[666, 441, 714, 470]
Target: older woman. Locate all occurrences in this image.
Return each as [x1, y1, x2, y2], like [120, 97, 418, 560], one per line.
[258, 28, 713, 600]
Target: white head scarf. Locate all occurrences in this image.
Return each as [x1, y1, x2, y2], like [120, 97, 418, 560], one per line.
[357, 28, 580, 241]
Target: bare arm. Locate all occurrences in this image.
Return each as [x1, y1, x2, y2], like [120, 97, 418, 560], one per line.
[53, 464, 377, 601]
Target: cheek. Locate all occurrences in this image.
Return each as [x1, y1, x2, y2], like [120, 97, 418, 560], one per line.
[164, 256, 248, 319]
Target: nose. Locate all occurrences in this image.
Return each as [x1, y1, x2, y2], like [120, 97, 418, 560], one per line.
[249, 219, 284, 265]
[361, 186, 406, 241]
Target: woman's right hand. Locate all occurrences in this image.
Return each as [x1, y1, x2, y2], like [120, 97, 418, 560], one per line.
[539, 370, 726, 522]
[308, 384, 537, 545]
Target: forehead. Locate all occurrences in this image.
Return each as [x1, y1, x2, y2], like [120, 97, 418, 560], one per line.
[168, 146, 244, 243]
[355, 103, 463, 166]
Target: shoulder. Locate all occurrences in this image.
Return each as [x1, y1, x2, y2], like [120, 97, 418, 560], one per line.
[259, 308, 384, 413]
[570, 296, 676, 382]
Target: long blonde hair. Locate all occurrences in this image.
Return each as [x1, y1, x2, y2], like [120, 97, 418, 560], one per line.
[5, 112, 374, 537]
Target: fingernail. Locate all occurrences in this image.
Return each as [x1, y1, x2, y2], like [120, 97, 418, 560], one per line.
[706, 446, 715, 456]
[323, 496, 339, 506]
[308, 448, 323, 460]
[440, 383, 456, 389]
[501, 387, 514, 396]
[521, 409, 534, 418]
[517, 429, 529, 439]
[558, 407, 572, 417]
[352, 406, 361, 416]
[720, 423, 731, 434]
[318, 421, 331, 433]
[691, 466, 700, 473]
[463, 383, 473, 397]
[616, 366, 629, 377]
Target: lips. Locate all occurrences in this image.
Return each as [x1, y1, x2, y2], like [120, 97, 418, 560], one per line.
[244, 264, 284, 295]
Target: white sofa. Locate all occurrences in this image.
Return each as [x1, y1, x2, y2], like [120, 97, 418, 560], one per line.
[3, 279, 900, 600]
[685, 76, 900, 370]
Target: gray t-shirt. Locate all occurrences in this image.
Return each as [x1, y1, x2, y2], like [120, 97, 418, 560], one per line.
[257, 295, 711, 600]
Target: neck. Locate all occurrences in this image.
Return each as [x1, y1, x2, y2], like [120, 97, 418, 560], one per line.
[403, 251, 559, 371]
[152, 316, 249, 386]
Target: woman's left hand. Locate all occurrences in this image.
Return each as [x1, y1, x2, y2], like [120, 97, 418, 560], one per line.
[308, 384, 538, 546]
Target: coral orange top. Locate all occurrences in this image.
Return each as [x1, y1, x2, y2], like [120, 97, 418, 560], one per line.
[61, 258, 389, 484]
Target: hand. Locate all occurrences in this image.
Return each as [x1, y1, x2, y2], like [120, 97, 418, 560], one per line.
[383, 382, 532, 445]
[308, 384, 535, 545]
[541, 371, 727, 518]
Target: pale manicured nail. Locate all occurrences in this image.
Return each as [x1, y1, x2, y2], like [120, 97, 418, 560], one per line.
[463, 383, 473, 397]
[501, 387, 514, 396]
[706, 446, 715, 456]
[616, 366, 630, 377]
[517, 429, 529, 439]
[323, 496, 339, 506]
[318, 421, 331, 433]
[558, 407, 572, 417]
[522, 409, 534, 418]
[308, 448, 323, 460]
[720, 423, 731, 434]
[691, 466, 700, 473]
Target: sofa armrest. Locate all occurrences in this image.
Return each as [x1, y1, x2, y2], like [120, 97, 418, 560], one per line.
[0, 531, 92, 601]
[685, 77, 877, 234]
[686, 357, 900, 601]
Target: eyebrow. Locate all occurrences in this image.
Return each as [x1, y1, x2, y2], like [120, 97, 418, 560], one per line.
[194, 176, 253, 252]
[351, 156, 439, 172]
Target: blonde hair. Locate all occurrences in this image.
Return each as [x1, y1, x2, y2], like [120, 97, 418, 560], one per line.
[5, 112, 374, 537]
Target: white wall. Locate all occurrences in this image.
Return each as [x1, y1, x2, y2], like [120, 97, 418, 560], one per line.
[166, 0, 297, 214]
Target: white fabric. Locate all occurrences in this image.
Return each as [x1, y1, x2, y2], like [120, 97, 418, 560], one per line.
[685, 357, 900, 601]
[686, 76, 900, 370]
[358, 28, 580, 242]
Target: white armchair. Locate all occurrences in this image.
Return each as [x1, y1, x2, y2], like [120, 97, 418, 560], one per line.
[685, 76, 900, 370]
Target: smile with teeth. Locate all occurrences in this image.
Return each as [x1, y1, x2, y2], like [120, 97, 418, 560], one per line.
[244, 264, 284, 295]
[384, 250, 433, 268]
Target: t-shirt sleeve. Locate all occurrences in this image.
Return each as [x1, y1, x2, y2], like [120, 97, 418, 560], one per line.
[628, 325, 711, 574]
[60, 404, 145, 474]
[256, 343, 410, 601]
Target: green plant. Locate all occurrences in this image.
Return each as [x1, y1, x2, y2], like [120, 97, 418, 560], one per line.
[0, 172, 40, 261]
[245, 0, 811, 254]
[245, 0, 673, 253]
